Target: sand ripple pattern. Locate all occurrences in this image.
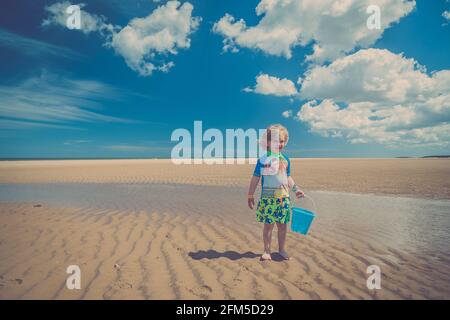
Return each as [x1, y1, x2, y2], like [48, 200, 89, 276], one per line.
[1, 191, 449, 299]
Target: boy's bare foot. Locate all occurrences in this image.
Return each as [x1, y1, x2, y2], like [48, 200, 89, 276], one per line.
[260, 252, 272, 261]
[279, 250, 291, 260]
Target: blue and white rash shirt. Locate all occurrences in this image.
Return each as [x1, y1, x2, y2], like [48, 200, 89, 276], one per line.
[253, 152, 291, 198]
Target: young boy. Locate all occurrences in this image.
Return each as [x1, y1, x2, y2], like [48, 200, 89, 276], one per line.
[247, 124, 304, 261]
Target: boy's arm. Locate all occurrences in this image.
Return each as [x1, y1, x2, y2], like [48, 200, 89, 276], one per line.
[288, 176, 305, 197]
[247, 175, 260, 209]
[288, 176, 296, 188]
[248, 175, 260, 197]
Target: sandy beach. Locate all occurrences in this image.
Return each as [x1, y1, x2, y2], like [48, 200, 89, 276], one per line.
[0, 158, 449, 299]
[1, 158, 449, 199]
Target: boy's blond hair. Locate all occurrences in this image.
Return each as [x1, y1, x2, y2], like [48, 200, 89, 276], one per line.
[266, 124, 289, 144]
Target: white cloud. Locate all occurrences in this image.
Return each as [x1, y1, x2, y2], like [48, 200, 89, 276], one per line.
[443, 10, 450, 24]
[42, 1, 118, 35]
[244, 74, 298, 96]
[0, 71, 134, 129]
[282, 110, 293, 118]
[295, 49, 450, 146]
[0, 28, 83, 59]
[213, 0, 415, 63]
[42, 1, 201, 76]
[299, 48, 437, 104]
[109, 1, 201, 76]
[0, 119, 75, 130]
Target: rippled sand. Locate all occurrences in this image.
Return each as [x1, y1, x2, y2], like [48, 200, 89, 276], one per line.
[0, 159, 449, 299]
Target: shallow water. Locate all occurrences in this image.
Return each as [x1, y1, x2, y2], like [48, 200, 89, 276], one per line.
[0, 183, 449, 257]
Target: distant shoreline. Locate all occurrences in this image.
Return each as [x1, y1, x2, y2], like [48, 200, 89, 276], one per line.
[0, 157, 161, 161]
[1, 155, 449, 161]
[1, 158, 449, 199]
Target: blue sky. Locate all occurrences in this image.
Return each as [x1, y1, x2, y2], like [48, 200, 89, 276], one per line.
[0, 0, 449, 158]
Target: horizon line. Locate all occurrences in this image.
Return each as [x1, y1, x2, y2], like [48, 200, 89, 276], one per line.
[1, 155, 449, 161]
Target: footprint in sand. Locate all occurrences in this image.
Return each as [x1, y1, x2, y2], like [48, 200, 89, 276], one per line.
[295, 280, 312, 291]
[114, 280, 133, 289]
[0, 276, 23, 286]
[189, 285, 213, 297]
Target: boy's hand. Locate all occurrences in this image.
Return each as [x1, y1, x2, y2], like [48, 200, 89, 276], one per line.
[295, 189, 305, 198]
[248, 196, 255, 209]
[292, 184, 305, 198]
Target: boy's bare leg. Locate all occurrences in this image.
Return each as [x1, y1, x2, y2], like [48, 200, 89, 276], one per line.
[262, 223, 274, 260]
[276, 222, 290, 260]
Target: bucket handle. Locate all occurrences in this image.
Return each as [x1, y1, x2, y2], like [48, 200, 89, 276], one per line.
[290, 191, 318, 215]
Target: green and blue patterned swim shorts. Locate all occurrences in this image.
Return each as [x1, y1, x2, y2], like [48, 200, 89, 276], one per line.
[256, 197, 291, 224]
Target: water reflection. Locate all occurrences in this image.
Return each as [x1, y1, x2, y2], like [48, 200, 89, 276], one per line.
[0, 183, 448, 255]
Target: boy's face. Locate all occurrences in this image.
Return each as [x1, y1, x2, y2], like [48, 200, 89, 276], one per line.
[267, 134, 287, 152]
[279, 137, 286, 150]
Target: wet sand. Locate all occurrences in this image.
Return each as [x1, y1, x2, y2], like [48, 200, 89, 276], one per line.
[0, 159, 449, 299]
[0, 158, 449, 199]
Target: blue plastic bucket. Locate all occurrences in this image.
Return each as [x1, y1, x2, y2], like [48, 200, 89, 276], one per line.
[290, 194, 317, 235]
